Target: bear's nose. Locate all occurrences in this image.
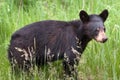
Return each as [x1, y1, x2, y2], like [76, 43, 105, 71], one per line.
[102, 37, 108, 43]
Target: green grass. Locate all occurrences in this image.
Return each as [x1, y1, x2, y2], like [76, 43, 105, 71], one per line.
[0, 0, 120, 80]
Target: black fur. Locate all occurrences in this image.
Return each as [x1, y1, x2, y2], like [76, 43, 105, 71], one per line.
[8, 9, 109, 79]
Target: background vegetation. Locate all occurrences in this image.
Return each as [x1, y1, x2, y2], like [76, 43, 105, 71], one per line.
[0, 0, 120, 80]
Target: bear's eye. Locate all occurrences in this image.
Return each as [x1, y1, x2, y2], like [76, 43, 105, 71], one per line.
[104, 28, 106, 32]
[96, 27, 99, 31]
[94, 28, 99, 36]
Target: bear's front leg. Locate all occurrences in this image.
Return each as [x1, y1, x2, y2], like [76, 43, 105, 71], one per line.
[63, 48, 81, 80]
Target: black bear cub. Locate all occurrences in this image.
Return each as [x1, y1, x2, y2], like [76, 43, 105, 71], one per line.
[8, 9, 109, 79]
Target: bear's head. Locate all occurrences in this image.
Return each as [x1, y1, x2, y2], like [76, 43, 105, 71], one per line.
[80, 9, 109, 43]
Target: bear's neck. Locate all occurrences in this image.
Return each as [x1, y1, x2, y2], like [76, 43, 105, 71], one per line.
[80, 35, 91, 52]
[69, 20, 92, 52]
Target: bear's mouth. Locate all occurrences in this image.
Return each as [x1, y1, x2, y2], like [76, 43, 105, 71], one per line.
[94, 37, 108, 43]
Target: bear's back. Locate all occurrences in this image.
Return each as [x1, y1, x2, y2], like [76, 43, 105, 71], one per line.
[10, 20, 77, 50]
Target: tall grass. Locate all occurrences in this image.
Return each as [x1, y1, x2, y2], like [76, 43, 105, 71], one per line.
[0, 0, 120, 80]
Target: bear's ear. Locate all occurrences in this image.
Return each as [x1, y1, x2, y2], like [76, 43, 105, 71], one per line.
[79, 10, 89, 23]
[99, 9, 109, 22]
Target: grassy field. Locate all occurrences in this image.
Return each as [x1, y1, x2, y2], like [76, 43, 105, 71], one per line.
[0, 0, 120, 80]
